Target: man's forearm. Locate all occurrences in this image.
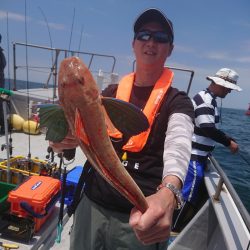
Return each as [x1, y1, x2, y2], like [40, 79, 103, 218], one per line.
[162, 113, 194, 185]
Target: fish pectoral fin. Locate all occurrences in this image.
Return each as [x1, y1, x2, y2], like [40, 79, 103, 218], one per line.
[102, 105, 118, 133]
[38, 104, 68, 142]
[101, 97, 149, 137]
[75, 108, 90, 146]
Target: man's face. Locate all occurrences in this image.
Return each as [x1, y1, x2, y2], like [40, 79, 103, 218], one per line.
[216, 85, 232, 98]
[132, 22, 173, 68]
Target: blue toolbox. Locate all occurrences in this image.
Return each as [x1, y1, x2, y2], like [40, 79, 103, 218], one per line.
[63, 166, 84, 205]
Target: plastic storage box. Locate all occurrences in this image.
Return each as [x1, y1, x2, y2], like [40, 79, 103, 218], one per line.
[0, 156, 58, 184]
[63, 165, 84, 205]
[8, 175, 61, 232]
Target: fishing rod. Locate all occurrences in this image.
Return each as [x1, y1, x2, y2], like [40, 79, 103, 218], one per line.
[38, 6, 58, 95]
[0, 12, 14, 183]
[68, 8, 76, 52]
[219, 107, 250, 167]
[0, 88, 13, 183]
[24, 0, 32, 161]
[238, 146, 250, 166]
[216, 101, 250, 166]
[77, 25, 84, 56]
[219, 98, 223, 123]
[239, 151, 250, 166]
[6, 12, 11, 91]
[38, 7, 54, 66]
[5, 12, 12, 143]
[5, 11, 13, 156]
[6, 12, 13, 157]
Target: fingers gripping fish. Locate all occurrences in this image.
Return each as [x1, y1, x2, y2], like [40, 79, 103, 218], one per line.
[58, 56, 148, 213]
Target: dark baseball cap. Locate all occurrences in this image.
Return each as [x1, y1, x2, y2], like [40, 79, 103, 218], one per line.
[134, 8, 174, 43]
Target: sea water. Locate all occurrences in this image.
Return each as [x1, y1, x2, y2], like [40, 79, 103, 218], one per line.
[213, 107, 250, 213]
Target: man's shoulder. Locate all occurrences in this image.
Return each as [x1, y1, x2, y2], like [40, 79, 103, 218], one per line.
[193, 90, 215, 106]
[164, 87, 194, 117]
[168, 86, 186, 95]
[167, 87, 191, 102]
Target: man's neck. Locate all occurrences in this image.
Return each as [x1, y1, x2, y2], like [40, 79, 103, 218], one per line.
[207, 85, 218, 97]
[134, 66, 164, 87]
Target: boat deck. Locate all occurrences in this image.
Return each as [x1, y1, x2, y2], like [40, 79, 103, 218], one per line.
[1, 87, 250, 249]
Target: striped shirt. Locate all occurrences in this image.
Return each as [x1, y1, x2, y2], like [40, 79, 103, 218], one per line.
[191, 89, 220, 161]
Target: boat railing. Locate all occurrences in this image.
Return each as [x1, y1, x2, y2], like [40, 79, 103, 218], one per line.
[167, 66, 194, 95]
[12, 42, 117, 97]
[132, 60, 195, 95]
[208, 154, 250, 232]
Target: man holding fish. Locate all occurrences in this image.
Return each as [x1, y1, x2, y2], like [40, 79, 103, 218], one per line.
[49, 8, 194, 250]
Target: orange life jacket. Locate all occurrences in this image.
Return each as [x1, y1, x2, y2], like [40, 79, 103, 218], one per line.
[108, 68, 174, 152]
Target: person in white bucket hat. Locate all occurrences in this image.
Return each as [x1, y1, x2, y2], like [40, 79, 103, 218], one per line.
[206, 68, 242, 92]
[172, 67, 241, 232]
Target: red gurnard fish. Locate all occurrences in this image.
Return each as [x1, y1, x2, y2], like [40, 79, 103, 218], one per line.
[58, 56, 148, 212]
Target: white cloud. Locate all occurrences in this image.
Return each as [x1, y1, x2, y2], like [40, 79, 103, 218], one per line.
[204, 51, 250, 63]
[0, 10, 30, 22]
[174, 45, 195, 53]
[37, 21, 65, 31]
[1, 10, 65, 32]
[0, 9, 67, 36]
[205, 52, 228, 60]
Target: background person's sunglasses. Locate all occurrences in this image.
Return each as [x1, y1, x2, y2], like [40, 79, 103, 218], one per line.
[135, 30, 172, 44]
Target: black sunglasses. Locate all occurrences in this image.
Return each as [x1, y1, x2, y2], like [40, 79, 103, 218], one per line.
[135, 30, 172, 44]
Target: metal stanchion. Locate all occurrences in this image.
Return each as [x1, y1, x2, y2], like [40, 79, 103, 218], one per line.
[0, 87, 13, 183]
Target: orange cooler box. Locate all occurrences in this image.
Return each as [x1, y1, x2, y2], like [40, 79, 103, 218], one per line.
[8, 175, 61, 232]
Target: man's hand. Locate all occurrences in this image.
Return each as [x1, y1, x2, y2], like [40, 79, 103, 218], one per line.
[129, 176, 181, 245]
[229, 140, 239, 154]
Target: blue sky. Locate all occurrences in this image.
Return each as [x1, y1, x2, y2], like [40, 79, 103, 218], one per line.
[0, 0, 250, 110]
